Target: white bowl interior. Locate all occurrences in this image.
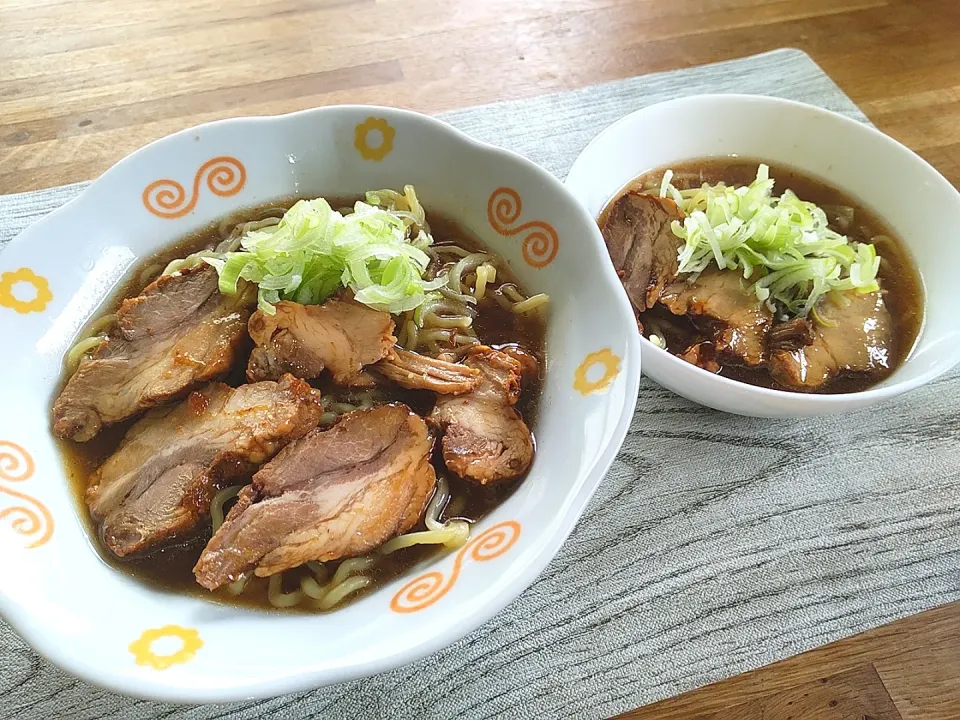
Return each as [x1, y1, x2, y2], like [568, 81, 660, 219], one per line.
[565, 94, 960, 416]
[0, 107, 640, 701]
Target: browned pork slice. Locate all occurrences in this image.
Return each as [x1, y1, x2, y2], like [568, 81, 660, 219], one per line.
[678, 342, 721, 374]
[87, 375, 324, 558]
[374, 347, 481, 394]
[499, 344, 541, 384]
[768, 317, 815, 353]
[429, 345, 534, 485]
[193, 404, 435, 589]
[600, 192, 685, 312]
[53, 265, 253, 442]
[769, 291, 894, 390]
[660, 268, 773, 367]
[246, 299, 396, 383]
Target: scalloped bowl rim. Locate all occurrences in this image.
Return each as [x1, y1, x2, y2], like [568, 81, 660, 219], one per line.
[0, 104, 642, 701]
[565, 93, 960, 416]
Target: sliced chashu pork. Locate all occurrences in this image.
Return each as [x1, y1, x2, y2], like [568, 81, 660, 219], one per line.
[498, 344, 540, 384]
[678, 342, 721, 374]
[429, 345, 534, 485]
[247, 299, 397, 383]
[600, 192, 685, 312]
[247, 298, 482, 394]
[660, 268, 773, 367]
[87, 375, 323, 558]
[769, 290, 894, 390]
[767, 317, 815, 353]
[193, 403, 435, 589]
[54, 265, 253, 442]
[373, 347, 480, 394]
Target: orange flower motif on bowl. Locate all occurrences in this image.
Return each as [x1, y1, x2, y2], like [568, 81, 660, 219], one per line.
[0, 268, 53, 315]
[390, 521, 521, 613]
[129, 625, 203, 670]
[354, 117, 395, 161]
[574, 348, 621, 396]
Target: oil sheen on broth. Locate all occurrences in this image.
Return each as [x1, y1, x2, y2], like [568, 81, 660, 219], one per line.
[613, 158, 924, 393]
[56, 199, 546, 611]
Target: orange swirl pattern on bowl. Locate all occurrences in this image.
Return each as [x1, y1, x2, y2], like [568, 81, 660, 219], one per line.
[0, 441, 53, 549]
[486, 187, 559, 268]
[390, 520, 521, 613]
[142, 156, 246, 219]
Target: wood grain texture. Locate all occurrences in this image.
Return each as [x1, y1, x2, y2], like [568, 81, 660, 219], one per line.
[621, 603, 960, 720]
[0, 0, 959, 193]
[701, 665, 903, 720]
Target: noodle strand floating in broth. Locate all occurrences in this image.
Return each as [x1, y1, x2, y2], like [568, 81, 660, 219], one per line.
[267, 574, 304, 608]
[211, 485, 243, 533]
[512, 294, 550, 314]
[55, 190, 547, 613]
[215, 473, 472, 610]
[65, 337, 107, 373]
[603, 158, 923, 393]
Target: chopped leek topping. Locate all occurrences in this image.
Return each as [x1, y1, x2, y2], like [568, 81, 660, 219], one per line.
[205, 185, 445, 315]
[661, 165, 880, 316]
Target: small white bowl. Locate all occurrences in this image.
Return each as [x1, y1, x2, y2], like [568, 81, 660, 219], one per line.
[566, 94, 960, 417]
[0, 106, 641, 701]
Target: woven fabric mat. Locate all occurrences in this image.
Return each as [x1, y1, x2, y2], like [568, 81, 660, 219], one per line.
[2, 49, 958, 720]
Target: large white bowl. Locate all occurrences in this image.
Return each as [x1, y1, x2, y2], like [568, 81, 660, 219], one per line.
[0, 106, 641, 701]
[566, 94, 960, 417]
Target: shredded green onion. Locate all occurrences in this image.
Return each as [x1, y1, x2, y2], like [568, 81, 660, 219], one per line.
[661, 165, 880, 316]
[204, 185, 446, 315]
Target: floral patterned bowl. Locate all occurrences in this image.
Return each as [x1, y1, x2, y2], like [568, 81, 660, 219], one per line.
[0, 106, 641, 701]
[566, 94, 960, 417]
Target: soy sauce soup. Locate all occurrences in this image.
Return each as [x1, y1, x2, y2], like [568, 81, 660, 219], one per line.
[607, 158, 924, 393]
[56, 199, 547, 611]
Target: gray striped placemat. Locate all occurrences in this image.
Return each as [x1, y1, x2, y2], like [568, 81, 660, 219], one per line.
[2, 49, 958, 720]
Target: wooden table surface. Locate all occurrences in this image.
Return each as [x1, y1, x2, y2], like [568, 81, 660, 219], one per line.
[1, 0, 959, 195]
[2, 0, 959, 717]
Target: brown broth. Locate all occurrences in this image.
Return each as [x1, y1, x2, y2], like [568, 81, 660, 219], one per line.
[604, 158, 924, 393]
[56, 198, 546, 612]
